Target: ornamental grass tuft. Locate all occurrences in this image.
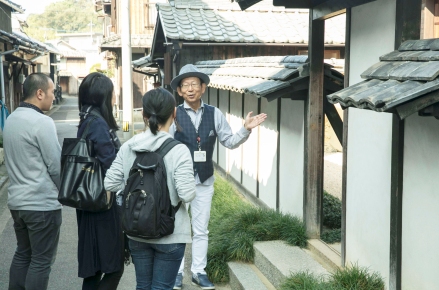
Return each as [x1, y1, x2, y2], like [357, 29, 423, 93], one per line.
[280, 264, 385, 290]
[206, 174, 307, 283]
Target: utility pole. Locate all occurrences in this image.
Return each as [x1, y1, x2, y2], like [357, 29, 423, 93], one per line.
[121, 0, 133, 139]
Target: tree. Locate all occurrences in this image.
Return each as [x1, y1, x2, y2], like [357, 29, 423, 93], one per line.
[24, 0, 102, 42]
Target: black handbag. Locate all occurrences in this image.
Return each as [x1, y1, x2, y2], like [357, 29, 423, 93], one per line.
[58, 115, 113, 212]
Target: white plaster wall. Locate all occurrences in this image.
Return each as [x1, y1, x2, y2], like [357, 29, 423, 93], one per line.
[209, 88, 218, 164]
[242, 94, 259, 196]
[228, 92, 243, 182]
[350, 0, 397, 85]
[279, 99, 304, 218]
[258, 98, 278, 209]
[345, 109, 392, 289]
[402, 115, 439, 290]
[346, 2, 397, 288]
[218, 89, 229, 170]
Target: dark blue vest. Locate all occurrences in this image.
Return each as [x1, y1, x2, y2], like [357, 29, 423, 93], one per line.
[174, 104, 217, 183]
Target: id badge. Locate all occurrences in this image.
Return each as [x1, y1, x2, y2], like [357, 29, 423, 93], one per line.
[194, 151, 207, 162]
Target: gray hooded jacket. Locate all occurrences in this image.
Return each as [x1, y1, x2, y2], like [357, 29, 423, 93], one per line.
[104, 129, 195, 244]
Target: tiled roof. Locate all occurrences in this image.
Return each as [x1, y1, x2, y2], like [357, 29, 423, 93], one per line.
[132, 55, 153, 68]
[0, 0, 24, 13]
[327, 39, 439, 113]
[195, 55, 343, 98]
[101, 34, 153, 48]
[157, 2, 345, 44]
[60, 50, 86, 58]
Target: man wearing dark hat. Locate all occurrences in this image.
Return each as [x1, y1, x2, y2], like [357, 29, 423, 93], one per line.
[170, 64, 267, 289]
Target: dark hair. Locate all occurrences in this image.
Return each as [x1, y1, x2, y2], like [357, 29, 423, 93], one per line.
[23, 73, 51, 101]
[142, 88, 176, 135]
[78, 72, 118, 130]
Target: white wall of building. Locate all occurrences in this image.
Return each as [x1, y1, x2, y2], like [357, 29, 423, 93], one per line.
[242, 94, 259, 196]
[218, 89, 229, 170]
[345, 109, 392, 288]
[209, 88, 219, 163]
[346, 1, 397, 288]
[402, 114, 439, 289]
[279, 99, 304, 217]
[228, 92, 243, 182]
[350, 0, 396, 85]
[258, 97, 278, 209]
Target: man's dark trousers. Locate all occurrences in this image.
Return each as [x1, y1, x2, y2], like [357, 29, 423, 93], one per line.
[9, 209, 62, 290]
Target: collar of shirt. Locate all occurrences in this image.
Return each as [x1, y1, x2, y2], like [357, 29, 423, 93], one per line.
[183, 100, 204, 113]
[19, 102, 44, 114]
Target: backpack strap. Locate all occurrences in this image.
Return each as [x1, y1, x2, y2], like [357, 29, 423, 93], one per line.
[156, 138, 183, 213]
[156, 138, 181, 159]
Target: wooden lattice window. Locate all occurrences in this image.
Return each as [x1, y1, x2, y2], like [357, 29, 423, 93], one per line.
[145, 0, 158, 29]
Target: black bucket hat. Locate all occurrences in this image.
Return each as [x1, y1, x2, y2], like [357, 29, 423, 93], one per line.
[170, 64, 210, 91]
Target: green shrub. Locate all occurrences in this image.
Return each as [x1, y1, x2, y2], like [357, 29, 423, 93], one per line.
[206, 174, 307, 283]
[280, 265, 385, 290]
[321, 228, 341, 244]
[331, 264, 385, 290]
[323, 191, 342, 229]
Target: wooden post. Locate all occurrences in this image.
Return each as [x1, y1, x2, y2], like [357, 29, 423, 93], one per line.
[304, 11, 325, 238]
[389, 114, 404, 290]
[341, 7, 351, 268]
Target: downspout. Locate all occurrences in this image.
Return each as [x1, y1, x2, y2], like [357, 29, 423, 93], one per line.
[0, 45, 19, 108]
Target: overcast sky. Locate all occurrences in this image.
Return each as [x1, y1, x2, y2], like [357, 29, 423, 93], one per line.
[14, 0, 61, 17]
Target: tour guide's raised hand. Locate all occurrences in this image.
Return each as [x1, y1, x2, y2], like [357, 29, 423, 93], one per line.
[244, 111, 267, 131]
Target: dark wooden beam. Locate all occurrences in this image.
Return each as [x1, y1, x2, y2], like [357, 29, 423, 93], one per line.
[389, 114, 404, 290]
[304, 11, 325, 238]
[312, 0, 377, 20]
[265, 76, 310, 102]
[324, 97, 343, 144]
[273, 0, 311, 8]
[341, 7, 351, 269]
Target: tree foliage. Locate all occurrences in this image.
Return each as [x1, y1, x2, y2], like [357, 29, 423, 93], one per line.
[24, 0, 102, 42]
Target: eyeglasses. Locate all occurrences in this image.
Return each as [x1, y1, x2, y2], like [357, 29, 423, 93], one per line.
[180, 83, 201, 90]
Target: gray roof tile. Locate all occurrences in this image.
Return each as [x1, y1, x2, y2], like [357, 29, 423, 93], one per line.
[157, 3, 344, 44]
[194, 55, 341, 98]
[327, 39, 439, 113]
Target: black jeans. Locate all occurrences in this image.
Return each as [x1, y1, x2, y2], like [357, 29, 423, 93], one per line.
[9, 209, 62, 290]
[82, 268, 124, 290]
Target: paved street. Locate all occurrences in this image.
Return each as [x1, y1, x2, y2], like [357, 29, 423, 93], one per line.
[0, 96, 229, 290]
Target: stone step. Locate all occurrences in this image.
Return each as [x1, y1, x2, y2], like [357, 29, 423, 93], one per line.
[253, 240, 329, 289]
[228, 261, 276, 290]
[307, 239, 342, 273]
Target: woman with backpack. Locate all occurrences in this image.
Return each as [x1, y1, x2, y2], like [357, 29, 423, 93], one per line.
[104, 88, 195, 290]
[77, 72, 124, 289]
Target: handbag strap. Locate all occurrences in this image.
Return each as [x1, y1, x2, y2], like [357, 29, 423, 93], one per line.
[81, 115, 98, 139]
[80, 107, 100, 139]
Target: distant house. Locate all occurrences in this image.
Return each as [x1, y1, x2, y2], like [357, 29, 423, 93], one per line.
[0, 1, 61, 115]
[56, 32, 103, 71]
[46, 40, 87, 95]
[95, 0, 167, 110]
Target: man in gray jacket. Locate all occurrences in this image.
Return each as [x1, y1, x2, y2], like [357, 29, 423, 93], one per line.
[3, 73, 62, 290]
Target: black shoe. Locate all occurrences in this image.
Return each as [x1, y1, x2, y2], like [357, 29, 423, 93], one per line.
[191, 273, 215, 289]
[173, 273, 183, 290]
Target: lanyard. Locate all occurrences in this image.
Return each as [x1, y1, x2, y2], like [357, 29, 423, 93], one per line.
[183, 106, 204, 151]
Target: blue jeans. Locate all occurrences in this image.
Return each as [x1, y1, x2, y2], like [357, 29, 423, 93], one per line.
[129, 239, 185, 290]
[9, 210, 62, 290]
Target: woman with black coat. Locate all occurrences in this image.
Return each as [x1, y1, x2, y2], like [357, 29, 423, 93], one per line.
[76, 72, 124, 289]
